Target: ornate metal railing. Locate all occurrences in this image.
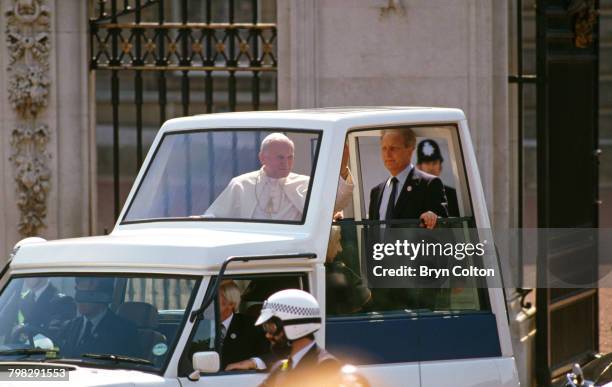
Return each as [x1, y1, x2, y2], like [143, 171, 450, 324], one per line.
[89, 0, 277, 222]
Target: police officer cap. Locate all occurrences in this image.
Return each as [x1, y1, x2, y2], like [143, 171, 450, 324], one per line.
[417, 139, 443, 163]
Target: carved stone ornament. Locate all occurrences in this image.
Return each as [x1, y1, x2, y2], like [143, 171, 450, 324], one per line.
[5, 0, 51, 236]
[9, 125, 51, 236]
[566, 0, 598, 49]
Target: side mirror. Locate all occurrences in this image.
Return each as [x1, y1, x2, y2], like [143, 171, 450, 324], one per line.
[189, 351, 220, 380]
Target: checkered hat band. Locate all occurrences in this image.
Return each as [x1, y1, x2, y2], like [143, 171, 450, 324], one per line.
[262, 301, 320, 317]
[283, 317, 322, 326]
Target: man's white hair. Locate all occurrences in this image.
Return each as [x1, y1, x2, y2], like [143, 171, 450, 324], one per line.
[260, 132, 294, 153]
[220, 280, 241, 312]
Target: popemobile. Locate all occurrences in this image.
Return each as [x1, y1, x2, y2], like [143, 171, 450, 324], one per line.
[0, 108, 521, 386]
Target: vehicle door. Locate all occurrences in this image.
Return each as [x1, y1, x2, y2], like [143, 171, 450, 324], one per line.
[325, 124, 516, 387]
[177, 271, 310, 387]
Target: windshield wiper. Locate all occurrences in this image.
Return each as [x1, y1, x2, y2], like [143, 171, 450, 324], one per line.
[0, 348, 55, 358]
[81, 353, 153, 366]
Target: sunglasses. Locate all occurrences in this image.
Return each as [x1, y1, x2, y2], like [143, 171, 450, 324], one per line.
[262, 320, 283, 336]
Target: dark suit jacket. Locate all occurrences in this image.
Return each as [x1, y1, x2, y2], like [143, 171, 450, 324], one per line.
[444, 185, 460, 217]
[59, 309, 141, 358]
[259, 344, 342, 387]
[368, 167, 448, 221]
[221, 313, 270, 370]
[20, 284, 76, 332]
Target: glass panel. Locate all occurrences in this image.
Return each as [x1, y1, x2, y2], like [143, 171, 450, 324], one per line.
[326, 126, 490, 318]
[124, 130, 320, 223]
[352, 125, 471, 220]
[0, 274, 199, 371]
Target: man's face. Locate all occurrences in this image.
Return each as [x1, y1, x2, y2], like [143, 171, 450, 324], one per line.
[75, 278, 106, 318]
[259, 140, 294, 178]
[219, 293, 234, 321]
[381, 132, 413, 176]
[418, 160, 442, 176]
[264, 327, 291, 357]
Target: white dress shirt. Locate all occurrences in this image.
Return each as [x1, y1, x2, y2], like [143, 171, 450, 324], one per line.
[221, 313, 233, 335]
[290, 341, 316, 369]
[378, 164, 413, 220]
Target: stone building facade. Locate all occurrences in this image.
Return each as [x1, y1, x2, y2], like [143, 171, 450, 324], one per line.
[0, 0, 515, 253]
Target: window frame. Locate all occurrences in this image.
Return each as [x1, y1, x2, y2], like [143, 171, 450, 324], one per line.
[178, 271, 310, 377]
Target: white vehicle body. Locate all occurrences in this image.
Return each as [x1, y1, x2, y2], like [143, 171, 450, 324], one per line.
[0, 108, 519, 386]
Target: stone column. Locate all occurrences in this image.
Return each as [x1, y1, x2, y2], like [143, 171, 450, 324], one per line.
[0, 0, 91, 256]
[277, 0, 319, 109]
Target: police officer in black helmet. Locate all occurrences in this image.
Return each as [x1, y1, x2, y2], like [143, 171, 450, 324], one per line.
[416, 139, 460, 217]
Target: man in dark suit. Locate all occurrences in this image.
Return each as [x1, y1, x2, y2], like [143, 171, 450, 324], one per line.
[219, 280, 270, 371]
[58, 277, 140, 359]
[18, 278, 76, 334]
[367, 129, 449, 312]
[416, 138, 460, 217]
[368, 128, 448, 226]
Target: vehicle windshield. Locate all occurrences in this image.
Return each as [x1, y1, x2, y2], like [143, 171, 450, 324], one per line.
[123, 129, 321, 224]
[0, 274, 199, 372]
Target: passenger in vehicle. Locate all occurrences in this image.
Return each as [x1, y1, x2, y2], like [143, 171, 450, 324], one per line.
[369, 128, 448, 228]
[325, 226, 371, 315]
[416, 138, 459, 217]
[57, 277, 140, 358]
[366, 129, 450, 311]
[205, 133, 353, 221]
[18, 278, 75, 338]
[218, 280, 270, 371]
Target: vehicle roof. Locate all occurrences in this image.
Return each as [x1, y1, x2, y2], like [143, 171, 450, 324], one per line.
[160, 106, 466, 133]
[9, 228, 317, 274]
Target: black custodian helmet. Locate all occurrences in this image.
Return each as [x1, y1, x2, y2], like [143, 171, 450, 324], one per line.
[417, 139, 443, 164]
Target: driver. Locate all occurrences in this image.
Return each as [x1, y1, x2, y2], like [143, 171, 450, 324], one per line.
[58, 278, 140, 358]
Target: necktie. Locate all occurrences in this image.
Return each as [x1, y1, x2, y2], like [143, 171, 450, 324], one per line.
[79, 319, 93, 346]
[219, 325, 227, 352]
[385, 177, 398, 221]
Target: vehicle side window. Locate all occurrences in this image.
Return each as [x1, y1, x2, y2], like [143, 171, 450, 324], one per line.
[179, 273, 306, 376]
[328, 126, 483, 316]
[326, 127, 500, 365]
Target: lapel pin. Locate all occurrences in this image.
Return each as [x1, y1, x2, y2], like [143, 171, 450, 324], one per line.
[230, 333, 237, 339]
[407, 186, 412, 192]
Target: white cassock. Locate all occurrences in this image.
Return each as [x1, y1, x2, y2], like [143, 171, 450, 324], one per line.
[205, 168, 354, 221]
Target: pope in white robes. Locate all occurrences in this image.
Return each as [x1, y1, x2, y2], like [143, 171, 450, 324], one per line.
[205, 133, 353, 221]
